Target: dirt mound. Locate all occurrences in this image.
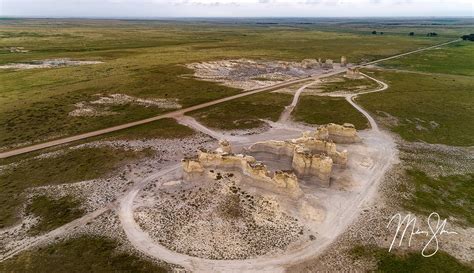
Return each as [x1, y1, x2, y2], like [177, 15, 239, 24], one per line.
[69, 94, 182, 117]
[187, 59, 338, 90]
[0, 58, 103, 70]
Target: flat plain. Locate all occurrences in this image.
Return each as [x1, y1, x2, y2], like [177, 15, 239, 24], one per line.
[0, 18, 455, 150]
[1, 18, 473, 273]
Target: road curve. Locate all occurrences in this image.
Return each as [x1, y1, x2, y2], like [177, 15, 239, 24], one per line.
[117, 73, 396, 272]
[278, 80, 318, 123]
[0, 71, 393, 267]
[0, 40, 459, 272]
[345, 72, 389, 132]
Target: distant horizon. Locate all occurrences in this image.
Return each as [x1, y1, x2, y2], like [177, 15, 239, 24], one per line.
[2, 0, 472, 18]
[2, 15, 473, 20]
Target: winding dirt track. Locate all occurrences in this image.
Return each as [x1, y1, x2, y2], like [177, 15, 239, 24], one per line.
[0, 206, 111, 262]
[344, 72, 389, 132]
[0, 72, 390, 269]
[117, 72, 396, 273]
[0, 38, 460, 159]
[278, 81, 318, 123]
[0, 39, 460, 265]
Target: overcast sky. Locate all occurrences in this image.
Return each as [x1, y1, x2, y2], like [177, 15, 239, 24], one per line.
[1, 0, 473, 18]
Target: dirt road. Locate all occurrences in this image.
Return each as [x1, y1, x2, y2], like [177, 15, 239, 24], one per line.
[345, 72, 389, 131]
[117, 72, 397, 272]
[0, 206, 111, 263]
[0, 71, 393, 269]
[0, 38, 460, 159]
[0, 75, 318, 159]
[357, 39, 461, 67]
[0, 39, 459, 265]
[278, 81, 318, 123]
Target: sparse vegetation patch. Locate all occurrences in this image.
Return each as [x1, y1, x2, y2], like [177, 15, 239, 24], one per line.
[350, 245, 472, 272]
[26, 195, 85, 235]
[293, 95, 369, 129]
[0, 236, 170, 273]
[0, 146, 151, 228]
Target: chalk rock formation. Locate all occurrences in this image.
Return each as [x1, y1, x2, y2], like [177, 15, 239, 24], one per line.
[322, 59, 334, 69]
[248, 130, 351, 186]
[182, 144, 302, 196]
[273, 170, 300, 192]
[301, 59, 320, 69]
[341, 56, 347, 67]
[314, 123, 360, 144]
[291, 135, 348, 165]
[249, 140, 295, 158]
[182, 157, 205, 174]
[183, 123, 357, 192]
[216, 139, 232, 154]
[345, 67, 363, 79]
[292, 147, 333, 186]
[250, 135, 348, 166]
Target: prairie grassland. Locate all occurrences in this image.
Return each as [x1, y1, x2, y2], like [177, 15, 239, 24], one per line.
[316, 75, 380, 93]
[358, 41, 474, 207]
[348, 40, 473, 271]
[0, 235, 170, 273]
[358, 69, 473, 146]
[0, 19, 453, 150]
[293, 95, 369, 129]
[26, 195, 85, 235]
[0, 146, 153, 228]
[0, 117, 194, 229]
[350, 245, 472, 272]
[381, 42, 474, 76]
[98, 118, 195, 141]
[403, 169, 473, 226]
[191, 91, 293, 130]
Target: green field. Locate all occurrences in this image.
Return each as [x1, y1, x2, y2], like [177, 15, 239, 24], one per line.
[316, 74, 380, 93]
[362, 39, 474, 146]
[357, 40, 474, 228]
[98, 118, 195, 141]
[350, 245, 472, 272]
[382, 42, 474, 76]
[358, 70, 473, 146]
[0, 117, 195, 229]
[0, 236, 170, 273]
[27, 195, 85, 235]
[1, 18, 473, 272]
[403, 169, 473, 226]
[293, 95, 369, 129]
[0, 18, 457, 150]
[0, 63, 239, 150]
[192, 91, 293, 130]
[0, 146, 152, 228]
